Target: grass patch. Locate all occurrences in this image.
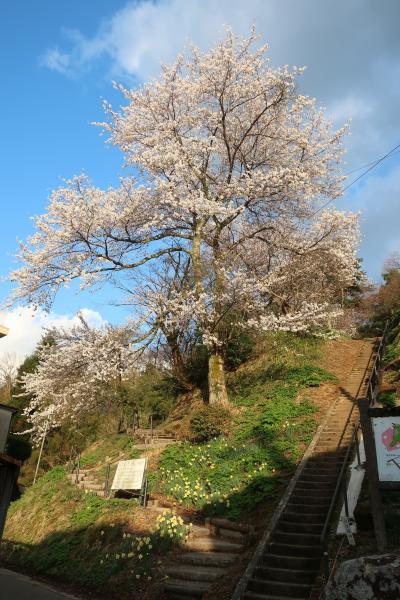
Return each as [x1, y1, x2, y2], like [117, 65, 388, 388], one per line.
[1, 465, 171, 598]
[150, 334, 335, 520]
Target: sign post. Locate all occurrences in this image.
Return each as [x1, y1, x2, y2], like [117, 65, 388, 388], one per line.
[111, 458, 148, 505]
[359, 398, 387, 551]
[370, 408, 400, 487]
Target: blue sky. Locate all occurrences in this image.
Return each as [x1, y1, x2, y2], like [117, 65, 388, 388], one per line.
[1, 0, 400, 357]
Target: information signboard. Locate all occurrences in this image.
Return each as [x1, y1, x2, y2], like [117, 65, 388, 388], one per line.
[111, 458, 147, 491]
[372, 416, 400, 483]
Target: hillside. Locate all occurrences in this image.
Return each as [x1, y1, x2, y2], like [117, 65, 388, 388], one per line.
[0, 334, 366, 599]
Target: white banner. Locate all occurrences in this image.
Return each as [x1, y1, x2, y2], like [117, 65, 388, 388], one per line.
[372, 416, 400, 482]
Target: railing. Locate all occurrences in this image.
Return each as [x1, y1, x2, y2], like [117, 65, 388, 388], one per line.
[67, 447, 81, 484]
[320, 322, 389, 582]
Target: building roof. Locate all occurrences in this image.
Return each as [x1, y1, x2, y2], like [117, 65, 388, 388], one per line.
[0, 325, 9, 338]
[0, 403, 17, 415]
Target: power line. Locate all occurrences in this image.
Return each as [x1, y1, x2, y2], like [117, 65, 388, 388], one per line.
[342, 143, 400, 193]
[344, 149, 400, 176]
[312, 142, 400, 216]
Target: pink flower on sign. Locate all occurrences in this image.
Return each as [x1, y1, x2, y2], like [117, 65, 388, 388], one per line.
[382, 425, 400, 452]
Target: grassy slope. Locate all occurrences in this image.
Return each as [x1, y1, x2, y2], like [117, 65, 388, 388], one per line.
[1, 333, 337, 598]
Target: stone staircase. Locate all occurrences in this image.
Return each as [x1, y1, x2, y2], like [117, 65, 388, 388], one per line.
[68, 469, 107, 497]
[129, 428, 177, 450]
[234, 340, 375, 600]
[67, 430, 177, 496]
[160, 512, 252, 599]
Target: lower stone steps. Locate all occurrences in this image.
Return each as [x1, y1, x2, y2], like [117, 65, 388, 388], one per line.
[179, 551, 237, 567]
[165, 565, 224, 582]
[184, 537, 243, 553]
[164, 578, 209, 598]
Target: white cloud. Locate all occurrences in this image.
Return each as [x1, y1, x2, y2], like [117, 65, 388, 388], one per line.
[40, 47, 71, 75]
[40, 0, 400, 166]
[0, 306, 106, 366]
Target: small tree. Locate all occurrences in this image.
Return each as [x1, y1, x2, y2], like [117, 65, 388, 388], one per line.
[11, 31, 359, 406]
[19, 316, 136, 441]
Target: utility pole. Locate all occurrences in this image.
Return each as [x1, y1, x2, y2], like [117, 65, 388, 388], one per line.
[33, 421, 48, 485]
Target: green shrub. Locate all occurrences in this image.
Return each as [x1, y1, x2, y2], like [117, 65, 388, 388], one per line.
[190, 406, 229, 442]
[378, 391, 397, 409]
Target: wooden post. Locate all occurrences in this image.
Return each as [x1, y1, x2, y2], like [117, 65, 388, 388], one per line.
[359, 397, 387, 551]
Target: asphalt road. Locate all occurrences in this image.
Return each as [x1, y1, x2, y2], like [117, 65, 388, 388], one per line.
[0, 568, 82, 600]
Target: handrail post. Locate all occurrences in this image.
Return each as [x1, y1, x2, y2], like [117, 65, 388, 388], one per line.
[354, 424, 361, 466]
[343, 481, 349, 518]
[75, 453, 80, 485]
[323, 550, 329, 581]
[104, 463, 110, 499]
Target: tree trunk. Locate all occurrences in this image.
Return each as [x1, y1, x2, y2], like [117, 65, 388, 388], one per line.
[165, 333, 194, 391]
[208, 352, 229, 406]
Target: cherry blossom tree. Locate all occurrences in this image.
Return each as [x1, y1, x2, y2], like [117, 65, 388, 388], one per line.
[11, 30, 359, 406]
[19, 316, 136, 441]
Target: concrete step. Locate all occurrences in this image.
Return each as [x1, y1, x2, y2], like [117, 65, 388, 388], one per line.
[218, 528, 247, 543]
[179, 552, 236, 567]
[68, 473, 85, 482]
[255, 566, 318, 584]
[302, 465, 340, 474]
[277, 520, 323, 535]
[189, 525, 211, 538]
[288, 494, 330, 505]
[272, 531, 321, 546]
[164, 565, 224, 582]
[295, 479, 335, 490]
[244, 593, 308, 600]
[318, 435, 352, 443]
[81, 482, 104, 491]
[248, 577, 311, 597]
[292, 485, 332, 496]
[286, 503, 327, 516]
[316, 442, 350, 450]
[167, 595, 198, 600]
[184, 537, 243, 553]
[209, 517, 251, 533]
[164, 579, 210, 597]
[262, 553, 321, 571]
[295, 472, 336, 482]
[283, 511, 326, 524]
[267, 542, 322, 557]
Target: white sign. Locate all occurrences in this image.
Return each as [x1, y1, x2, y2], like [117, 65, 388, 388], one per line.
[111, 458, 147, 491]
[372, 416, 400, 482]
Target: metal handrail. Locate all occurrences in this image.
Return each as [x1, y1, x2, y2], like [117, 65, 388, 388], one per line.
[320, 322, 389, 581]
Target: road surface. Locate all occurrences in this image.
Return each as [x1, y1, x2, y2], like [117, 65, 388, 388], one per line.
[0, 568, 82, 600]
